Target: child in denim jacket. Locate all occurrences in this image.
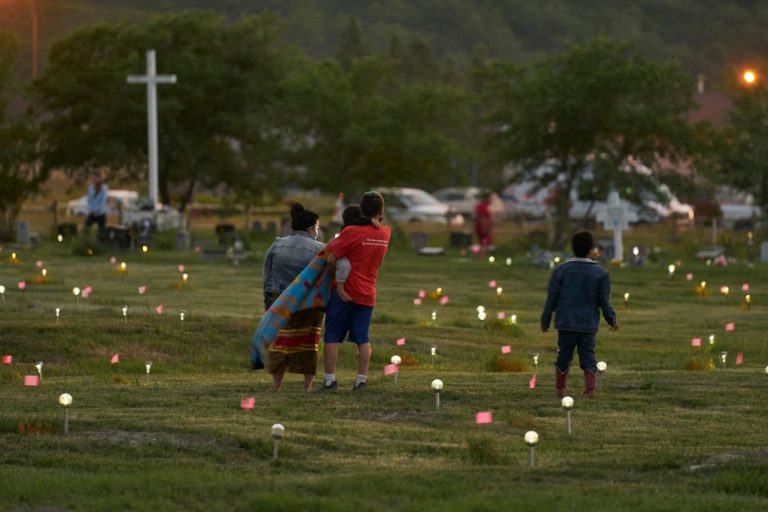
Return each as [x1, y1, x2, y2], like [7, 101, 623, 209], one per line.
[541, 231, 619, 398]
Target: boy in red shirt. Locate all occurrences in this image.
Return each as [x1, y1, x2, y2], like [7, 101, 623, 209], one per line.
[322, 191, 391, 391]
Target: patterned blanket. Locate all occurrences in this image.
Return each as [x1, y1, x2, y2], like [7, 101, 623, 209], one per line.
[251, 248, 333, 368]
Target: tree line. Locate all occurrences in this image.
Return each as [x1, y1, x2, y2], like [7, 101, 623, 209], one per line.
[0, 11, 764, 247]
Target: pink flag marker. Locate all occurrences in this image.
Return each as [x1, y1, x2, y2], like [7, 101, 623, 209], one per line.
[501, 345, 512, 354]
[741, 283, 750, 292]
[396, 337, 406, 346]
[736, 352, 744, 365]
[178, 264, 185, 273]
[529, 373, 537, 389]
[413, 298, 422, 306]
[470, 245, 481, 255]
[383, 363, 399, 376]
[691, 338, 702, 347]
[488, 280, 497, 288]
[35, 260, 44, 268]
[82, 286, 93, 298]
[497, 312, 506, 320]
[110, 256, 117, 264]
[475, 411, 493, 424]
[24, 375, 39, 387]
[240, 397, 255, 410]
[725, 322, 736, 332]
[686, 273, 694, 281]
[418, 290, 426, 299]
[155, 304, 164, 315]
[110, 353, 119, 364]
[2, 355, 12, 365]
[17, 281, 26, 290]
[138, 285, 147, 295]
[439, 296, 450, 305]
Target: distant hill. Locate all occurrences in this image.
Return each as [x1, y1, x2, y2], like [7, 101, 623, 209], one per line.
[1, 0, 766, 88]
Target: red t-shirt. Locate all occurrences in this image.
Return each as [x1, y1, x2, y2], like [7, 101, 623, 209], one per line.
[328, 224, 391, 306]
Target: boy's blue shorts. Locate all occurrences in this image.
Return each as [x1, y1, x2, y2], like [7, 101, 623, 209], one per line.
[323, 291, 373, 345]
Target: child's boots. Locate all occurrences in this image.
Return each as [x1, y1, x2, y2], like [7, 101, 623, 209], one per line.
[583, 369, 597, 399]
[555, 368, 569, 399]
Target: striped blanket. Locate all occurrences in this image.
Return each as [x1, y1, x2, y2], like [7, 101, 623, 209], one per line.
[251, 248, 333, 368]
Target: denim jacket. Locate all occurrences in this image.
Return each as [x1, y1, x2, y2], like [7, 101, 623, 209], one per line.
[263, 231, 325, 300]
[540, 258, 617, 333]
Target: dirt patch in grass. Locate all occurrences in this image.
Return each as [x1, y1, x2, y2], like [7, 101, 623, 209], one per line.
[76, 429, 221, 449]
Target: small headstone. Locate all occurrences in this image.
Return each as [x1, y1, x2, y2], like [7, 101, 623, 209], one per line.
[410, 232, 428, 250]
[16, 221, 30, 245]
[175, 230, 191, 251]
[215, 224, 236, 246]
[57, 223, 78, 239]
[103, 226, 132, 250]
[449, 231, 472, 247]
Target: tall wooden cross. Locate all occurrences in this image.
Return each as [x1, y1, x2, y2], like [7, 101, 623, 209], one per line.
[127, 50, 177, 209]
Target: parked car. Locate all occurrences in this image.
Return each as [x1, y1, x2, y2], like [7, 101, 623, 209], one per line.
[122, 202, 184, 232]
[66, 189, 139, 217]
[503, 163, 694, 224]
[715, 187, 762, 229]
[373, 187, 455, 223]
[432, 187, 506, 219]
[67, 190, 183, 231]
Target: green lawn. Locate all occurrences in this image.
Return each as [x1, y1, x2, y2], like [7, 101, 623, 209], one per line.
[1, 232, 767, 511]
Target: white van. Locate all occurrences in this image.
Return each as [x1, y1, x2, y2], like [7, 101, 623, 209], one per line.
[66, 190, 139, 217]
[374, 187, 453, 223]
[503, 163, 694, 223]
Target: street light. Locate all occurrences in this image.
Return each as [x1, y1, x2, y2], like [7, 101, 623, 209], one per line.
[742, 68, 758, 86]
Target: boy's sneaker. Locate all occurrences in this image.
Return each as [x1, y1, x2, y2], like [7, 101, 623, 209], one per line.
[352, 381, 366, 392]
[320, 381, 338, 391]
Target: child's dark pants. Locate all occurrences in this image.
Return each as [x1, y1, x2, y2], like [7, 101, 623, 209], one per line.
[555, 330, 597, 374]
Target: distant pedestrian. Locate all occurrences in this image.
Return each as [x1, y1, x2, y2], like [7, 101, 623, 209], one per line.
[262, 203, 325, 391]
[474, 191, 495, 252]
[85, 170, 108, 237]
[331, 192, 346, 226]
[540, 231, 619, 399]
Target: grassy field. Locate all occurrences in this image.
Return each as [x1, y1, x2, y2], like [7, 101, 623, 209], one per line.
[1, 227, 767, 511]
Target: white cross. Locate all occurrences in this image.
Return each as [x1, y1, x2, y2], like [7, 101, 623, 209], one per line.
[596, 191, 637, 262]
[127, 50, 177, 209]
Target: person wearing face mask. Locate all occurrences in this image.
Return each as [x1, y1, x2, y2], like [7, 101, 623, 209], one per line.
[261, 203, 325, 391]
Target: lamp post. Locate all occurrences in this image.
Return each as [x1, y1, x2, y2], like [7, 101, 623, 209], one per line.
[271, 423, 284, 461]
[524, 431, 539, 467]
[59, 393, 72, 434]
[561, 396, 574, 434]
[431, 379, 443, 409]
[596, 361, 607, 389]
[390, 355, 401, 383]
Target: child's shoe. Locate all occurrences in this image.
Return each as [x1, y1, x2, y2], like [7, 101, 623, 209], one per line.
[583, 370, 597, 399]
[555, 368, 569, 399]
[320, 381, 338, 391]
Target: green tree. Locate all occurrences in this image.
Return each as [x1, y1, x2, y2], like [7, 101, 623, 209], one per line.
[483, 38, 695, 247]
[717, 81, 768, 225]
[0, 32, 40, 241]
[30, 12, 293, 210]
[282, 54, 467, 195]
[336, 16, 367, 70]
